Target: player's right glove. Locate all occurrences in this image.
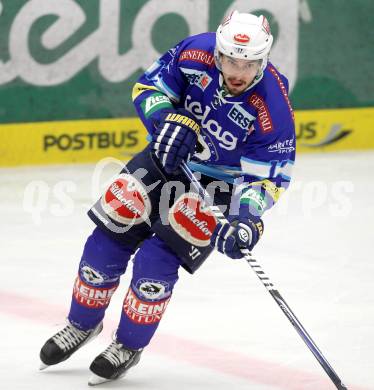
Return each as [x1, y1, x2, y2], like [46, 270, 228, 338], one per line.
[210, 216, 264, 259]
[151, 109, 200, 174]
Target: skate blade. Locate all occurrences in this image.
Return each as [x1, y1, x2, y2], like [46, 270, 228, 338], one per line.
[39, 362, 49, 371]
[88, 373, 112, 386]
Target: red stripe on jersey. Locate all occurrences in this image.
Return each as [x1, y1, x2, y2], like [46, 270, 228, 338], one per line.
[248, 93, 274, 133]
[268, 66, 295, 121]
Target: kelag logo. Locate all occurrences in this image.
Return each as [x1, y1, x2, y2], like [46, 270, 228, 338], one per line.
[0, 0, 305, 125]
[0, 0, 300, 88]
[43, 131, 138, 151]
[296, 122, 352, 147]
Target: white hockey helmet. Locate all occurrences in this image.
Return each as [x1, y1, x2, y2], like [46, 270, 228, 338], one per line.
[215, 11, 273, 73]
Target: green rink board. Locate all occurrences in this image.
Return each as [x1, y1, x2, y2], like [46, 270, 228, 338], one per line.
[0, 0, 373, 125]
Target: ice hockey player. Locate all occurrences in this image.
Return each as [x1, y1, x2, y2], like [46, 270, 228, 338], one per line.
[39, 10, 296, 385]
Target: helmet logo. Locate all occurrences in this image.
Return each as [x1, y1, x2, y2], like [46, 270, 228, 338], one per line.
[234, 34, 250, 44]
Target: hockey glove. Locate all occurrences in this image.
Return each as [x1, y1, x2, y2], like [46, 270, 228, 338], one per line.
[152, 109, 200, 174]
[210, 216, 264, 259]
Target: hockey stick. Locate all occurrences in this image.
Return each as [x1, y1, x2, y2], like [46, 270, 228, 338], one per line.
[180, 161, 348, 390]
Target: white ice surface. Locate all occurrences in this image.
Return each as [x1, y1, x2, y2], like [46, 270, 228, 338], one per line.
[0, 151, 373, 390]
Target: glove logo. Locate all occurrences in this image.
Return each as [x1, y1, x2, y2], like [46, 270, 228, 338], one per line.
[100, 173, 151, 225]
[169, 192, 217, 247]
[238, 227, 249, 243]
[164, 113, 200, 134]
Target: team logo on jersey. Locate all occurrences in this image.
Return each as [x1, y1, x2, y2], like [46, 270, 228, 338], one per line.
[169, 193, 217, 247]
[234, 34, 250, 44]
[100, 173, 151, 225]
[194, 133, 218, 162]
[180, 68, 212, 91]
[135, 279, 170, 301]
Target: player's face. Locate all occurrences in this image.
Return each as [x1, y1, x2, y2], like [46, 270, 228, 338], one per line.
[220, 55, 261, 95]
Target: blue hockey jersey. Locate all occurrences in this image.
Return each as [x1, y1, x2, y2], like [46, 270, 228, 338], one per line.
[132, 32, 296, 217]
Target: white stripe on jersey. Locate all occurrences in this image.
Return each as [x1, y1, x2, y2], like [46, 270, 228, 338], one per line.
[241, 157, 273, 179]
[240, 157, 294, 180]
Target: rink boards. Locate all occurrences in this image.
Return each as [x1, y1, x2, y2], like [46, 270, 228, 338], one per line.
[0, 107, 373, 166]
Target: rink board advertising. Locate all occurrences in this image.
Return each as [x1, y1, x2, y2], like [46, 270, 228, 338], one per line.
[0, 1, 372, 166]
[0, 118, 148, 166]
[0, 107, 373, 166]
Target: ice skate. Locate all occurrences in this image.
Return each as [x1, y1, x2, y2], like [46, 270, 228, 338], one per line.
[88, 339, 142, 386]
[39, 320, 103, 369]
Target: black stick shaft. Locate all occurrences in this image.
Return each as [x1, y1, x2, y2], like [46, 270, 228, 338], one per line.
[181, 161, 347, 390]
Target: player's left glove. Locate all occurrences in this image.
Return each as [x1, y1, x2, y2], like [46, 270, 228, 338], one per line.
[151, 109, 200, 174]
[210, 216, 264, 259]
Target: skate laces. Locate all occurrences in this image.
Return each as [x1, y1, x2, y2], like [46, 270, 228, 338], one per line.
[102, 341, 133, 368]
[53, 323, 90, 352]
